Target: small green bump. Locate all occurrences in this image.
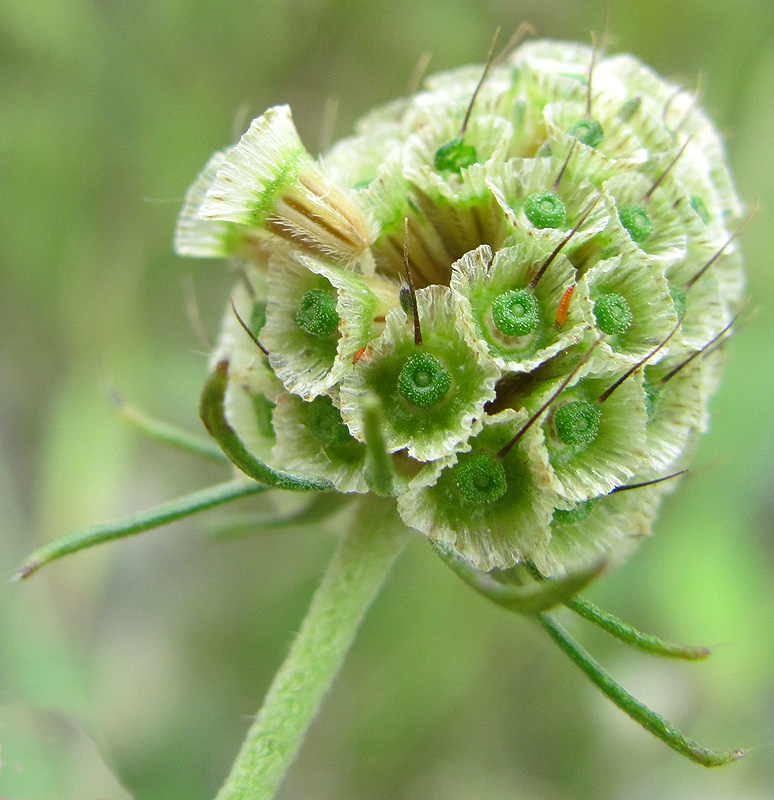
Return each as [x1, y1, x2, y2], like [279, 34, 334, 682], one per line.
[594, 293, 633, 335]
[568, 118, 604, 148]
[643, 381, 660, 417]
[553, 498, 597, 526]
[491, 289, 540, 337]
[397, 352, 451, 408]
[554, 400, 601, 446]
[434, 136, 478, 174]
[308, 396, 352, 447]
[296, 289, 339, 337]
[453, 453, 508, 507]
[399, 286, 413, 315]
[524, 191, 567, 229]
[618, 204, 654, 243]
[618, 96, 642, 122]
[670, 286, 687, 319]
[690, 195, 711, 224]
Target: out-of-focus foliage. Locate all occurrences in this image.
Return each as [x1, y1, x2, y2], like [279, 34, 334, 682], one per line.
[1, 1, 772, 799]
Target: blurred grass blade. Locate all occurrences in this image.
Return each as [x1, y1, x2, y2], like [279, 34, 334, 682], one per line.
[211, 492, 349, 539]
[362, 395, 394, 496]
[111, 389, 229, 463]
[433, 543, 605, 615]
[200, 361, 332, 492]
[537, 613, 743, 767]
[565, 596, 712, 660]
[15, 479, 267, 580]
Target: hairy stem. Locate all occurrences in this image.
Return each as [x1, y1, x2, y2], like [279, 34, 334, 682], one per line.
[215, 496, 409, 800]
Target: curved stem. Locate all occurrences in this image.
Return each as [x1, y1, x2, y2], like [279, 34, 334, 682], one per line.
[215, 496, 409, 800]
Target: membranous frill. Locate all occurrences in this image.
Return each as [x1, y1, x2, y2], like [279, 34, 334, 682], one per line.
[176, 40, 745, 574]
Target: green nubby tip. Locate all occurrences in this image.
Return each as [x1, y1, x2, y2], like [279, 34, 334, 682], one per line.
[434, 136, 478, 174]
[524, 191, 567, 229]
[296, 289, 340, 337]
[554, 400, 601, 446]
[309, 396, 352, 447]
[397, 352, 452, 408]
[399, 286, 413, 315]
[594, 293, 633, 335]
[670, 286, 687, 319]
[568, 118, 604, 148]
[618, 204, 654, 244]
[491, 289, 540, 337]
[453, 453, 508, 507]
[690, 195, 711, 224]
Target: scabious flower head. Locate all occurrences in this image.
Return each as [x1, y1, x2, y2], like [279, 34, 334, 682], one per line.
[175, 39, 745, 577]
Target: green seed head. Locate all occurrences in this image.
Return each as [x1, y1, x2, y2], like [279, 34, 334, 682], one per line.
[594, 293, 633, 335]
[296, 289, 339, 337]
[491, 289, 540, 337]
[524, 191, 567, 229]
[618, 204, 654, 243]
[568, 118, 604, 148]
[434, 136, 478, 174]
[453, 453, 508, 507]
[554, 400, 601, 446]
[397, 352, 452, 408]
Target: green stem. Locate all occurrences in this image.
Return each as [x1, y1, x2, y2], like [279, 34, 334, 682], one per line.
[537, 613, 742, 767]
[15, 479, 266, 580]
[215, 496, 409, 800]
[565, 596, 711, 660]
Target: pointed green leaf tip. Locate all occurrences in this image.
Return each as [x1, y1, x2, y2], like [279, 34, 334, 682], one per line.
[618, 204, 654, 243]
[434, 136, 478, 173]
[491, 289, 539, 337]
[524, 191, 567, 229]
[453, 453, 508, 507]
[397, 352, 451, 408]
[296, 289, 339, 337]
[594, 293, 633, 334]
[568, 118, 604, 148]
[553, 400, 601, 446]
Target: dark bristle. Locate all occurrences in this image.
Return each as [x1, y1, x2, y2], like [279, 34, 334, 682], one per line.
[460, 27, 501, 136]
[231, 299, 269, 357]
[610, 470, 687, 494]
[403, 218, 422, 346]
[643, 136, 692, 202]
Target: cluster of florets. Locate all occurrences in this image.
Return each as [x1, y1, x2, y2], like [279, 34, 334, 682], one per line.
[175, 40, 744, 575]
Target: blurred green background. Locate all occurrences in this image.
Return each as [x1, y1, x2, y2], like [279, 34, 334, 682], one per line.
[1, 0, 773, 798]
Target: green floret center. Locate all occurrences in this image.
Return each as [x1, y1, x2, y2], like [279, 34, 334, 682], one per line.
[618, 204, 654, 243]
[552, 498, 597, 526]
[491, 289, 540, 337]
[594, 293, 633, 335]
[434, 136, 478, 174]
[296, 289, 339, 337]
[453, 453, 508, 507]
[524, 191, 567, 229]
[568, 118, 604, 148]
[397, 352, 451, 408]
[308, 396, 352, 447]
[554, 400, 601, 446]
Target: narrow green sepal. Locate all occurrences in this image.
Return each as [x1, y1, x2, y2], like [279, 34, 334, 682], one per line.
[15, 479, 267, 580]
[112, 392, 230, 464]
[433, 542, 605, 615]
[537, 613, 743, 767]
[210, 493, 349, 539]
[200, 361, 332, 492]
[362, 396, 395, 497]
[565, 596, 712, 660]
